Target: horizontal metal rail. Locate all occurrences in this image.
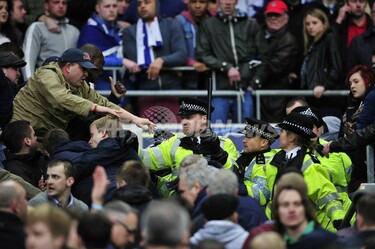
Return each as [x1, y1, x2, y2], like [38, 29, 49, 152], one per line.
[103, 66, 350, 121]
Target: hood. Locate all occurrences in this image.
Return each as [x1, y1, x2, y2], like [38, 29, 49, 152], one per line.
[180, 9, 215, 24]
[51, 140, 92, 155]
[111, 185, 153, 206]
[49, 140, 92, 164]
[191, 221, 248, 247]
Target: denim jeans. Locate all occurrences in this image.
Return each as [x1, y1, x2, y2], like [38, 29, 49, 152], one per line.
[211, 90, 254, 124]
[0, 142, 5, 169]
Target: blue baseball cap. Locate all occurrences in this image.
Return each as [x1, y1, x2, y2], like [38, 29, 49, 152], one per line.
[59, 48, 97, 70]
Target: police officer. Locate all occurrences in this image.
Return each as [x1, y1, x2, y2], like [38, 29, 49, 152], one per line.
[235, 118, 279, 207]
[265, 112, 345, 232]
[291, 106, 352, 217]
[139, 97, 238, 197]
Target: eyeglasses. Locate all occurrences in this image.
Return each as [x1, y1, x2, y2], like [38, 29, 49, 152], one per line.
[115, 221, 137, 235]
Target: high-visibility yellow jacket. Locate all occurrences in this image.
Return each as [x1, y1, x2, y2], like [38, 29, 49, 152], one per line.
[240, 149, 279, 207]
[140, 135, 238, 197]
[265, 148, 346, 232]
[315, 139, 352, 215]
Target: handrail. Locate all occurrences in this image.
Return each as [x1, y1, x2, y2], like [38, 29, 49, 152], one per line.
[253, 90, 350, 119]
[367, 145, 374, 183]
[103, 66, 351, 121]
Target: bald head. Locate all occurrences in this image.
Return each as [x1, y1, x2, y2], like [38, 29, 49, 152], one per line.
[0, 180, 28, 219]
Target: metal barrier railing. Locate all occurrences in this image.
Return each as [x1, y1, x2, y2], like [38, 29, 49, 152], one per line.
[103, 66, 350, 121]
[253, 90, 350, 119]
[367, 145, 374, 183]
[103, 66, 241, 121]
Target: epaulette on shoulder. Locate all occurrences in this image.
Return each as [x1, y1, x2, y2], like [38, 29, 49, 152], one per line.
[255, 154, 266, 164]
[309, 153, 320, 164]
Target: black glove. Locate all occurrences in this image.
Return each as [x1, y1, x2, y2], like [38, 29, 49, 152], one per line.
[233, 164, 246, 182]
[315, 144, 329, 158]
[199, 129, 228, 165]
[333, 219, 343, 230]
[117, 130, 139, 152]
[153, 129, 174, 146]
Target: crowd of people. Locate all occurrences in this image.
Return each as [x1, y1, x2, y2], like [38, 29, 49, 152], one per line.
[1, 0, 375, 248]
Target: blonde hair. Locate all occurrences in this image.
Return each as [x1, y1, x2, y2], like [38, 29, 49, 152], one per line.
[250, 232, 286, 249]
[90, 116, 122, 138]
[303, 8, 329, 54]
[26, 204, 72, 239]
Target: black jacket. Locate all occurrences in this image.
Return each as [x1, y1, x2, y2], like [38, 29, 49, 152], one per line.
[330, 123, 375, 152]
[197, 11, 267, 90]
[73, 138, 141, 206]
[300, 30, 342, 90]
[3, 151, 47, 188]
[0, 211, 26, 249]
[335, 14, 372, 65]
[346, 27, 375, 72]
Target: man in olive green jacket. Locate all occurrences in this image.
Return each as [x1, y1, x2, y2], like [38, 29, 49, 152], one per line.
[12, 48, 154, 136]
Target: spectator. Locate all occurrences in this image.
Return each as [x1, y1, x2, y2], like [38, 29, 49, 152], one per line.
[0, 0, 19, 46]
[285, 97, 308, 115]
[347, 1, 375, 72]
[300, 8, 343, 117]
[0, 52, 27, 167]
[338, 193, 375, 249]
[123, 0, 187, 24]
[175, 0, 212, 90]
[336, 0, 371, 63]
[140, 97, 238, 197]
[235, 117, 279, 207]
[190, 194, 249, 249]
[111, 160, 154, 213]
[117, 0, 130, 22]
[28, 159, 89, 211]
[22, 0, 80, 79]
[196, 0, 267, 123]
[66, 43, 127, 141]
[0, 180, 28, 249]
[74, 117, 141, 206]
[77, 211, 112, 249]
[0, 51, 26, 88]
[141, 200, 191, 248]
[104, 200, 138, 249]
[178, 162, 211, 221]
[272, 184, 337, 249]
[122, 0, 187, 116]
[340, 65, 373, 191]
[260, 0, 298, 123]
[249, 231, 285, 249]
[207, 169, 268, 231]
[12, 48, 155, 137]
[43, 128, 91, 162]
[111, 160, 155, 246]
[265, 112, 345, 231]
[78, 0, 124, 91]
[2, 120, 47, 190]
[10, 0, 27, 45]
[25, 204, 72, 249]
